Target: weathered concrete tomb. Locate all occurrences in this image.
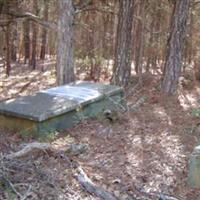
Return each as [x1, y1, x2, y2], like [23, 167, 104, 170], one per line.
[0, 81, 124, 136]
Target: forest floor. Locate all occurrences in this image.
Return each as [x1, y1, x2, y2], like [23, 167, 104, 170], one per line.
[0, 62, 200, 200]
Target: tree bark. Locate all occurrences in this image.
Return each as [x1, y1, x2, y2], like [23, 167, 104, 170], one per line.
[5, 24, 11, 76]
[40, 0, 49, 60]
[23, 19, 30, 65]
[56, 0, 75, 85]
[112, 0, 135, 87]
[31, 21, 37, 70]
[146, 18, 155, 72]
[11, 21, 17, 62]
[161, 0, 190, 94]
[134, 1, 145, 85]
[31, 0, 39, 70]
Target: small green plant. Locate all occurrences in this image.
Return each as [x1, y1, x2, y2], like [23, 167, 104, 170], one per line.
[0, 178, 15, 200]
[191, 108, 200, 118]
[19, 127, 38, 139]
[19, 124, 58, 141]
[75, 105, 87, 122]
[38, 130, 58, 142]
[6, 188, 15, 200]
[37, 124, 59, 141]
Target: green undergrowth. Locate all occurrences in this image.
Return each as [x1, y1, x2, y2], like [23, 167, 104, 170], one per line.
[192, 107, 200, 118]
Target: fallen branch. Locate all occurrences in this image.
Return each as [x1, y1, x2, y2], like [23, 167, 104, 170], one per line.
[136, 187, 181, 200]
[74, 166, 118, 200]
[5, 142, 53, 160]
[2, 9, 57, 29]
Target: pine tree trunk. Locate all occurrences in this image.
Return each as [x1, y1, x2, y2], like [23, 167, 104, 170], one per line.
[31, 21, 37, 70]
[187, 11, 193, 65]
[56, 0, 75, 85]
[31, 0, 39, 70]
[146, 18, 155, 72]
[23, 19, 30, 65]
[162, 0, 190, 94]
[135, 1, 145, 85]
[40, 0, 49, 60]
[11, 22, 18, 62]
[5, 24, 11, 76]
[112, 0, 134, 86]
[112, 1, 118, 60]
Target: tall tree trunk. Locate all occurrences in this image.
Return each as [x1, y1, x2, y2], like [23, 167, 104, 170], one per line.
[135, 1, 145, 85]
[112, 1, 118, 60]
[56, 0, 75, 85]
[9, 0, 18, 62]
[40, 0, 49, 60]
[161, 0, 190, 95]
[89, 5, 103, 82]
[112, 0, 135, 86]
[31, 21, 37, 69]
[146, 18, 155, 72]
[23, 19, 30, 65]
[31, 0, 38, 70]
[88, 12, 96, 81]
[187, 10, 193, 66]
[5, 24, 11, 76]
[11, 22, 18, 62]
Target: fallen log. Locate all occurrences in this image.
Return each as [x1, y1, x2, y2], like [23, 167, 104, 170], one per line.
[75, 166, 118, 200]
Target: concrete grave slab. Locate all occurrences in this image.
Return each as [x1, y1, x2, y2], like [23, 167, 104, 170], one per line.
[0, 93, 78, 121]
[188, 145, 200, 188]
[0, 81, 124, 136]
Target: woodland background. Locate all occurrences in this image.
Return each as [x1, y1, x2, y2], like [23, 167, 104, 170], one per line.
[1, 0, 200, 200]
[0, 0, 199, 94]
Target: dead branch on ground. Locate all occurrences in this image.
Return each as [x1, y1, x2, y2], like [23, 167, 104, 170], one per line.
[5, 142, 53, 160]
[135, 186, 181, 200]
[74, 165, 118, 200]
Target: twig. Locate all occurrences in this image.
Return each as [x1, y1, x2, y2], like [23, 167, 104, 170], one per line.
[2, 176, 23, 199]
[20, 185, 32, 200]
